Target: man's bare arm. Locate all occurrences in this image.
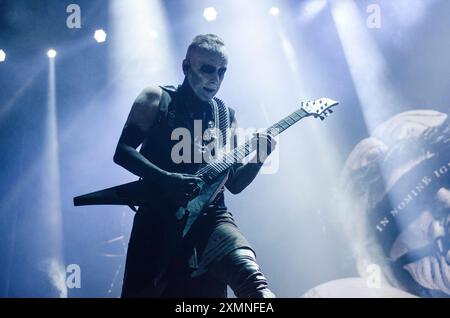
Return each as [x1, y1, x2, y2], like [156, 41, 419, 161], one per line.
[113, 86, 170, 182]
[113, 86, 201, 200]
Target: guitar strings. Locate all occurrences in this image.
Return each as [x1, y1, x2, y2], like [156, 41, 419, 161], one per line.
[195, 108, 309, 178]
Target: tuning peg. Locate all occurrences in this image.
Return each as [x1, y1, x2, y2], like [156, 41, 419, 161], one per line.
[328, 109, 333, 114]
[320, 116, 325, 121]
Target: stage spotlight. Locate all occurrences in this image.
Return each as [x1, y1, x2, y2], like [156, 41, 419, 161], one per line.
[269, 7, 280, 16]
[203, 7, 217, 21]
[149, 30, 159, 39]
[0, 49, 5, 62]
[300, 0, 327, 21]
[47, 49, 57, 59]
[94, 29, 107, 43]
[331, 0, 404, 131]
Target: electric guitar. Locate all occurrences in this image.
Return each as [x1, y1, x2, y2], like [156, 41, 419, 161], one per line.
[74, 98, 339, 237]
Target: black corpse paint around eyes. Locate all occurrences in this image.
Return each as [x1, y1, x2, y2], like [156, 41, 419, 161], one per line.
[200, 64, 216, 74]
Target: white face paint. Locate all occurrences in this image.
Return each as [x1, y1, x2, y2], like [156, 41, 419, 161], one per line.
[184, 47, 228, 102]
[390, 187, 450, 296]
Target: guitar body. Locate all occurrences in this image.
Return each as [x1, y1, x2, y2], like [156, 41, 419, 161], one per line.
[175, 171, 229, 237]
[74, 170, 229, 237]
[74, 179, 160, 207]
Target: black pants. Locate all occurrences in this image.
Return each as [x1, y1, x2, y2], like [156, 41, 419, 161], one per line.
[161, 248, 275, 298]
[121, 208, 274, 298]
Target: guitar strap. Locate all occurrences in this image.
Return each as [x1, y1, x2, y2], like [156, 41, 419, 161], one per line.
[211, 97, 231, 150]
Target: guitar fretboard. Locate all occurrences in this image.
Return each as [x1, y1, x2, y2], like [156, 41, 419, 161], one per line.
[197, 108, 309, 179]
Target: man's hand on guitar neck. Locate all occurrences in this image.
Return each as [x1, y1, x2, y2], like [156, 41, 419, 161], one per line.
[225, 132, 277, 195]
[252, 132, 277, 165]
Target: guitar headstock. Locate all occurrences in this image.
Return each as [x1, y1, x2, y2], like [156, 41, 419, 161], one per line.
[301, 98, 339, 120]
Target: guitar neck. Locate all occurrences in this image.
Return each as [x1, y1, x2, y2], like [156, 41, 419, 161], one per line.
[199, 108, 309, 179]
[265, 107, 309, 136]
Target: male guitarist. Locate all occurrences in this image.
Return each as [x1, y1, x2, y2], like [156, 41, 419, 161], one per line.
[114, 34, 276, 298]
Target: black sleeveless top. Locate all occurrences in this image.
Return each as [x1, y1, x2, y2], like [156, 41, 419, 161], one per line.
[139, 80, 235, 209]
